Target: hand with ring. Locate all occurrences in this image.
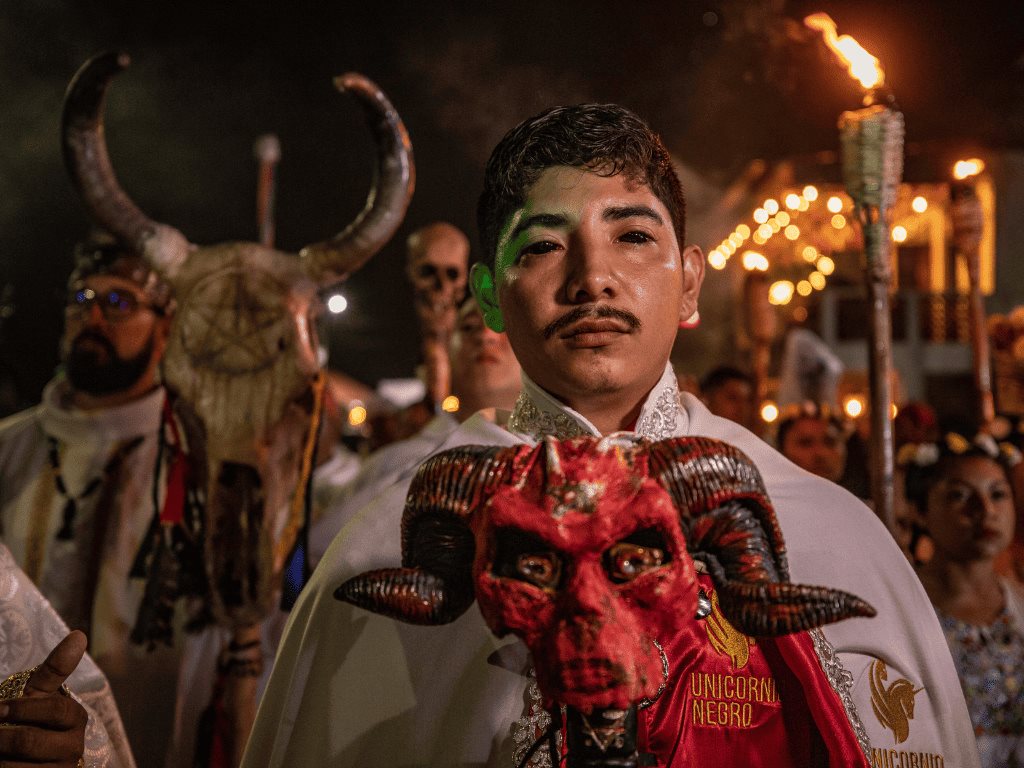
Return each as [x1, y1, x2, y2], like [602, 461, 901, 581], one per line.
[0, 630, 89, 767]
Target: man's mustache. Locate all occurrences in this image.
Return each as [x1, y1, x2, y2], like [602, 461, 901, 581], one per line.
[543, 305, 642, 340]
[71, 329, 116, 357]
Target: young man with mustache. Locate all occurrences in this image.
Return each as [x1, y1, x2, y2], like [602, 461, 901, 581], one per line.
[0, 236, 173, 762]
[245, 105, 978, 767]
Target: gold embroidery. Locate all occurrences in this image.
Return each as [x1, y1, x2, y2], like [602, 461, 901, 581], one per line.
[688, 671, 779, 730]
[704, 591, 754, 669]
[869, 659, 923, 744]
[25, 470, 55, 584]
[870, 747, 945, 767]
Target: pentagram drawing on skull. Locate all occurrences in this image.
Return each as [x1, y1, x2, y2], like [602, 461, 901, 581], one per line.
[179, 268, 293, 375]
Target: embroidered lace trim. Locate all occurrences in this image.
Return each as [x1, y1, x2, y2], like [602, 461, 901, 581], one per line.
[508, 374, 681, 441]
[810, 628, 873, 763]
[511, 669, 561, 768]
[507, 393, 588, 440]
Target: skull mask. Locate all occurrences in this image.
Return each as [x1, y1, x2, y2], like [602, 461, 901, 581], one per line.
[405, 222, 469, 339]
[337, 436, 874, 713]
[63, 52, 415, 627]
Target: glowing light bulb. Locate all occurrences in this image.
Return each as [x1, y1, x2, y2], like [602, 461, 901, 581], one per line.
[757, 223, 773, 239]
[827, 196, 844, 213]
[729, 233, 742, 247]
[776, 211, 791, 227]
[764, 199, 780, 215]
[736, 224, 751, 239]
[844, 396, 864, 419]
[797, 280, 812, 296]
[809, 271, 826, 290]
[911, 196, 928, 213]
[768, 280, 795, 306]
[708, 250, 728, 269]
[441, 395, 460, 413]
[347, 404, 367, 427]
[753, 208, 769, 224]
[784, 224, 800, 240]
[892, 225, 907, 243]
[761, 402, 779, 423]
[831, 214, 847, 229]
[816, 255, 835, 275]
[802, 245, 818, 263]
[742, 251, 769, 272]
[327, 294, 349, 314]
[785, 193, 802, 210]
[952, 159, 985, 180]
[802, 185, 819, 201]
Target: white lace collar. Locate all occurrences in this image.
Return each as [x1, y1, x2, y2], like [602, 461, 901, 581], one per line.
[507, 363, 687, 441]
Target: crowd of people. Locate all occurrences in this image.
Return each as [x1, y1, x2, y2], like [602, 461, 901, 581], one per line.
[0, 94, 1021, 768]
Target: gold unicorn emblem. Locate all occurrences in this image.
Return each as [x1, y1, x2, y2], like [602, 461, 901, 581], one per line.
[870, 659, 923, 744]
[704, 590, 754, 669]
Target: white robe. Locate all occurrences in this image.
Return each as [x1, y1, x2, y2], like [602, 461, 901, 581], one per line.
[0, 378, 272, 767]
[309, 413, 458, 568]
[244, 365, 979, 768]
[0, 541, 135, 768]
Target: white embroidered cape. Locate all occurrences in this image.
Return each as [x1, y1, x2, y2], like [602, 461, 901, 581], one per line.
[244, 364, 980, 768]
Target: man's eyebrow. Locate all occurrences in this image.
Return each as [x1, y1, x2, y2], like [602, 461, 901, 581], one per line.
[603, 205, 664, 225]
[509, 213, 569, 241]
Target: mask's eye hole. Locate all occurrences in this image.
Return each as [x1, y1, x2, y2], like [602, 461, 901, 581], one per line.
[605, 528, 670, 584]
[494, 528, 563, 591]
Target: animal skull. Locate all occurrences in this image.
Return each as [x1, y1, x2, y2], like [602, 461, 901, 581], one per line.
[63, 51, 415, 627]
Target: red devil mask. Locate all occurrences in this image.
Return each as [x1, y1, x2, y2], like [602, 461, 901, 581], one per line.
[337, 435, 873, 713]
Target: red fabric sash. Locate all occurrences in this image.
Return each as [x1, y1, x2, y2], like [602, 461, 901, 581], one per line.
[637, 575, 869, 767]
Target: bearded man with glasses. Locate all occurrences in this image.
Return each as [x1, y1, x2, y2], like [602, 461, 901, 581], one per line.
[0, 234, 177, 763]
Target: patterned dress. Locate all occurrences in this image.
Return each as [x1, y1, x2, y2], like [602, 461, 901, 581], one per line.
[936, 580, 1024, 767]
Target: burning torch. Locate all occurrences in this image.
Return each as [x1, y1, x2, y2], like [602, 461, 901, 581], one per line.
[950, 158, 994, 428]
[806, 13, 902, 533]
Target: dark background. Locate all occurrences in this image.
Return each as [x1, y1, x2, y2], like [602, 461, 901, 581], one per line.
[1, 0, 1022, 405]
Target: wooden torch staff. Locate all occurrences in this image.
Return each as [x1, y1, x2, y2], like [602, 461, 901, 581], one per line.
[808, 12, 903, 534]
[950, 176, 995, 429]
[254, 134, 281, 248]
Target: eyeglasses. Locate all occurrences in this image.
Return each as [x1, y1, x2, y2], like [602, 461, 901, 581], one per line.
[66, 287, 161, 321]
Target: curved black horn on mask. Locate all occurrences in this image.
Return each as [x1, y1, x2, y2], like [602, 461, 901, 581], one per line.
[300, 73, 415, 287]
[335, 444, 518, 624]
[62, 51, 190, 279]
[648, 437, 875, 636]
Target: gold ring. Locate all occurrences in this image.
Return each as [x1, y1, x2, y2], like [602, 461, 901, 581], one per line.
[0, 665, 38, 700]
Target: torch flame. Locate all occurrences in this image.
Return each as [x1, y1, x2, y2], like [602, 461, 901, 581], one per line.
[805, 13, 885, 91]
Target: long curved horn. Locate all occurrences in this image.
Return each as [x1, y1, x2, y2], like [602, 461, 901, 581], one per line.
[62, 51, 190, 280]
[335, 444, 518, 624]
[300, 73, 415, 287]
[648, 437, 874, 636]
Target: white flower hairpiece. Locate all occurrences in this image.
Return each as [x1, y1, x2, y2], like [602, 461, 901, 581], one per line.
[896, 442, 940, 468]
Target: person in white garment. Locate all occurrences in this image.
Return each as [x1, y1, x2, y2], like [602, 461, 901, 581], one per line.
[0, 237, 180, 762]
[244, 104, 979, 768]
[309, 299, 522, 568]
[0, 542, 135, 767]
[0, 237, 254, 766]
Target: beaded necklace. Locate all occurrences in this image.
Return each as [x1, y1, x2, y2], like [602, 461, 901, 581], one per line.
[47, 436, 104, 540]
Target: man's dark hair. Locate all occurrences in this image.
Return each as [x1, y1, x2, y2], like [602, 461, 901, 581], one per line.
[477, 104, 686, 267]
[699, 365, 753, 396]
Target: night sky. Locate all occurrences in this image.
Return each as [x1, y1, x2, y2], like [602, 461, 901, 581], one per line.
[1, 0, 1022, 406]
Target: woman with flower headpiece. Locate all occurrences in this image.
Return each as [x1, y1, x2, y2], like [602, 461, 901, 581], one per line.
[901, 432, 1024, 766]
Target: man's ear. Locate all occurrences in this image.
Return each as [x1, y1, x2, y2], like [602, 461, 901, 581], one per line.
[470, 263, 505, 332]
[678, 244, 706, 326]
